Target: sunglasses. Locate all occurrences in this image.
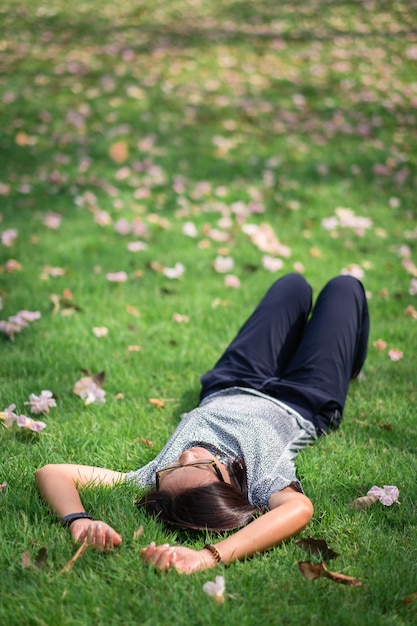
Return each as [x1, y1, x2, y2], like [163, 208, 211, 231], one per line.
[155, 458, 225, 489]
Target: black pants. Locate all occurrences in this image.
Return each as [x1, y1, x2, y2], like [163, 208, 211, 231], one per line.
[200, 273, 370, 434]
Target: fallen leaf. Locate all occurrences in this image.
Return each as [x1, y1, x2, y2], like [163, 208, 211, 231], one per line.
[92, 371, 105, 387]
[298, 561, 361, 587]
[173, 313, 189, 323]
[373, 338, 387, 350]
[62, 288, 73, 300]
[149, 398, 165, 409]
[403, 591, 417, 604]
[310, 247, 323, 258]
[34, 547, 48, 569]
[126, 305, 140, 317]
[404, 305, 417, 319]
[108, 140, 129, 164]
[92, 327, 108, 338]
[50, 293, 82, 315]
[374, 422, 392, 430]
[22, 547, 48, 569]
[135, 437, 154, 446]
[297, 560, 324, 580]
[295, 538, 340, 561]
[133, 525, 144, 540]
[149, 261, 164, 272]
[346, 495, 379, 511]
[21, 550, 32, 569]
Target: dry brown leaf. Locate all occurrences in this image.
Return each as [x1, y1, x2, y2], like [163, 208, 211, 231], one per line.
[62, 288, 73, 300]
[50, 294, 61, 315]
[34, 547, 48, 569]
[93, 371, 105, 387]
[403, 591, 417, 604]
[149, 261, 164, 272]
[298, 560, 324, 580]
[298, 561, 362, 587]
[126, 305, 140, 317]
[135, 437, 154, 446]
[22, 547, 48, 570]
[21, 550, 32, 569]
[324, 567, 362, 587]
[133, 525, 145, 540]
[50, 292, 82, 315]
[346, 495, 379, 511]
[108, 140, 129, 163]
[15, 131, 31, 146]
[374, 422, 392, 430]
[310, 247, 322, 258]
[149, 398, 165, 409]
[295, 537, 339, 561]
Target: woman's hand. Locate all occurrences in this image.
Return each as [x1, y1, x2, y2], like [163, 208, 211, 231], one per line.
[70, 519, 122, 551]
[141, 542, 217, 574]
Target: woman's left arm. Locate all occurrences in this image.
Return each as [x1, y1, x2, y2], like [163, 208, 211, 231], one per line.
[141, 487, 313, 573]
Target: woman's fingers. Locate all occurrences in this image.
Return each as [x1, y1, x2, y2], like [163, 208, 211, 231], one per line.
[73, 520, 122, 550]
[141, 542, 177, 571]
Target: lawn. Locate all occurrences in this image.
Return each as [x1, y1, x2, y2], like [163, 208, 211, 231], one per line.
[1, 0, 417, 624]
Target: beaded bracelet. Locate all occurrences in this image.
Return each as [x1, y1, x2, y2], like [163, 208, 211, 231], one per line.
[61, 512, 94, 528]
[204, 543, 222, 563]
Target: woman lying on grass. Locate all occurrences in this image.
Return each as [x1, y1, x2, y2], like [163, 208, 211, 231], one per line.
[36, 273, 369, 574]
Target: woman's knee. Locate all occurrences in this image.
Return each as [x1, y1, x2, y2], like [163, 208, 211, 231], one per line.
[324, 274, 366, 301]
[272, 272, 312, 304]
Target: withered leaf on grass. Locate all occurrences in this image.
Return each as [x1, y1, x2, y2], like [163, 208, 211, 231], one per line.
[149, 398, 165, 409]
[346, 495, 379, 511]
[133, 525, 144, 540]
[135, 437, 154, 446]
[79, 369, 105, 387]
[22, 547, 48, 569]
[374, 422, 392, 430]
[298, 561, 362, 587]
[50, 293, 83, 316]
[295, 537, 340, 561]
[21, 551, 32, 569]
[403, 591, 417, 604]
[108, 140, 129, 164]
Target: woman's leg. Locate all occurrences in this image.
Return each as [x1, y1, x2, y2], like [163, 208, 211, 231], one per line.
[200, 273, 312, 400]
[263, 275, 370, 432]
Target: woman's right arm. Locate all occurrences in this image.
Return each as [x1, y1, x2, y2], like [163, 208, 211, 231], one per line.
[35, 464, 125, 549]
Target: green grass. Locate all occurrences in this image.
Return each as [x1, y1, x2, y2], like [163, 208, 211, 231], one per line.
[1, 0, 417, 624]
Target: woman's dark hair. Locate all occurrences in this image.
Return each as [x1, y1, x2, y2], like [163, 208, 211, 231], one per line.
[135, 458, 263, 532]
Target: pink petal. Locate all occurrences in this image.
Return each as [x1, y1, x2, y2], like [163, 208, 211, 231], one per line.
[367, 486, 385, 499]
[388, 349, 403, 361]
[106, 271, 128, 283]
